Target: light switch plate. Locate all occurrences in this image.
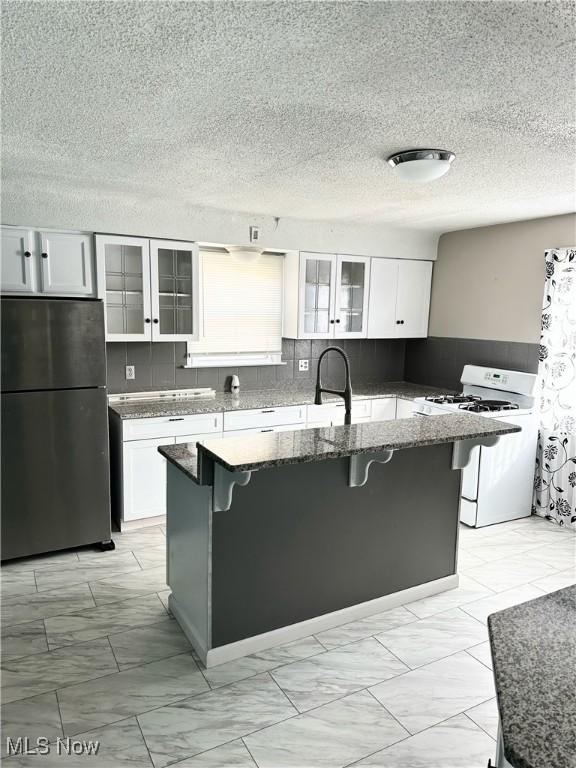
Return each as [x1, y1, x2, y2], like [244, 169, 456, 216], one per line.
[298, 359, 309, 372]
[125, 365, 135, 380]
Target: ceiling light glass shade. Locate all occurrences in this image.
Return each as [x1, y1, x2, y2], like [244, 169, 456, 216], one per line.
[387, 149, 455, 183]
[225, 245, 263, 262]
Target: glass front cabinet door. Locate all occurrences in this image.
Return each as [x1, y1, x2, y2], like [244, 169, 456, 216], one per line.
[298, 252, 336, 338]
[149, 240, 198, 342]
[334, 255, 370, 338]
[96, 235, 198, 342]
[297, 252, 370, 339]
[97, 235, 151, 341]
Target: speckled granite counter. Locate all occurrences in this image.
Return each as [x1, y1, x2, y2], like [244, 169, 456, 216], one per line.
[488, 586, 576, 768]
[109, 381, 451, 419]
[159, 413, 519, 480]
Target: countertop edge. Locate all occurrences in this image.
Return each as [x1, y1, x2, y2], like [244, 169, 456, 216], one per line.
[196, 418, 521, 474]
[160, 445, 201, 485]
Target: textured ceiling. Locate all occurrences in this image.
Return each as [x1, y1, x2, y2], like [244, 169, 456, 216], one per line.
[2, 0, 575, 232]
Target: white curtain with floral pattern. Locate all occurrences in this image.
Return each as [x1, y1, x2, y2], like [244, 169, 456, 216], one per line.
[533, 247, 576, 528]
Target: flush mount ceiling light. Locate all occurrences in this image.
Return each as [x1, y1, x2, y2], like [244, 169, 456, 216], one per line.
[387, 149, 455, 183]
[225, 245, 263, 262]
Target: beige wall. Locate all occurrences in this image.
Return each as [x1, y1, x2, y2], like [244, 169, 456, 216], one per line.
[429, 214, 576, 344]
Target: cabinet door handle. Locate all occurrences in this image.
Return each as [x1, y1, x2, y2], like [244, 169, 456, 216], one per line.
[145, 318, 151, 323]
[261, 428, 274, 433]
[153, 318, 159, 324]
[24, 251, 31, 257]
[261, 409, 275, 413]
[335, 319, 341, 323]
[330, 319, 335, 324]
[168, 417, 184, 422]
[41, 252, 48, 259]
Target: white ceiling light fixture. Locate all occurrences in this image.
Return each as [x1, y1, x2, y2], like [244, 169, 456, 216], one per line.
[387, 149, 455, 183]
[225, 245, 263, 262]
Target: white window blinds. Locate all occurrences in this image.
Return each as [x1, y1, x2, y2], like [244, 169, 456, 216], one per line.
[188, 249, 283, 355]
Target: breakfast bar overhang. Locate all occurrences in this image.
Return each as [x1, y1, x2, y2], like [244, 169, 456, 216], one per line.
[159, 414, 520, 667]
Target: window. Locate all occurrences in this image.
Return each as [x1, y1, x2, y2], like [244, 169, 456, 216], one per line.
[184, 247, 283, 366]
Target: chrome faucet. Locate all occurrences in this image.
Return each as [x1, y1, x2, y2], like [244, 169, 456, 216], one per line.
[314, 346, 353, 425]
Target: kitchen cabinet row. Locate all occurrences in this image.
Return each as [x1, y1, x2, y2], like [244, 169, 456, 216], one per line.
[1, 227, 432, 342]
[109, 396, 416, 524]
[0, 227, 198, 343]
[1, 226, 94, 296]
[283, 251, 432, 340]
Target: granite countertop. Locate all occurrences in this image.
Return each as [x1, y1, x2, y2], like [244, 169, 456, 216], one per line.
[159, 413, 519, 482]
[488, 585, 576, 768]
[108, 382, 452, 420]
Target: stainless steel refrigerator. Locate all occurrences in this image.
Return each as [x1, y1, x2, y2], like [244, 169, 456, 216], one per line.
[1, 297, 112, 560]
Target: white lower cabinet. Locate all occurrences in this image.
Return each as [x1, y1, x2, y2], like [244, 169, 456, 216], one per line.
[175, 432, 221, 446]
[371, 397, 397, 422]
[112, 395, 417, 525]
[221, 424, 303, 436]
[223, 406, 306, 432]
[112, 411, 223, 523]
[395, 398, 416, 419]
[306, 400, 372, 427]
[333, 399, 372, 425]
[123, 413, 222, 440]
[122, 437, 175, 522]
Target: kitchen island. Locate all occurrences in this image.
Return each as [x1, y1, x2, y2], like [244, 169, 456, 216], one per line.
[160, 414, 519, 666]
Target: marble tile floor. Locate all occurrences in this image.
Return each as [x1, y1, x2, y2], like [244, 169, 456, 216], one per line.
[1, 516, 574, 767]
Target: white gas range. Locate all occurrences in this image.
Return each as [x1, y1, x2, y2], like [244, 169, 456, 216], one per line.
[413, 365, 538, 528]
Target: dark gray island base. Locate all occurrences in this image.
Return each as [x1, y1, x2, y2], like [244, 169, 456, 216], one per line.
[488, 585, 576, 768]
[160, 415, 519, 667]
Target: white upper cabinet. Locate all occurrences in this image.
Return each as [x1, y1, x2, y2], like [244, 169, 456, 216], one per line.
[334, 255, 371, 338]
[367, 258, 399, 338]
[149, 240, 199, 342]
[1, 226, 95, 297]
[395, 260, 433, 337]
[1, 227, 36, 293]
[299, 252, 336, 338]
[96, 234, 198, 342]
[39, 230, 94, 295]
[367, 258, 432, 338]
[284, 251, 370, 339]
[97, 235, 151, 341]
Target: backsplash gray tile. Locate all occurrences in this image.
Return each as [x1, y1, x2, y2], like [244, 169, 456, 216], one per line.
[106, 336, 537, 395]
[106, 339, 407, 394]
[405, 337, 539, 391]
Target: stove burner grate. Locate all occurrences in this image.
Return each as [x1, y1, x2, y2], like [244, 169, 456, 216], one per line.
[425, 394, 481, 405]
[459, 399, 519, 413]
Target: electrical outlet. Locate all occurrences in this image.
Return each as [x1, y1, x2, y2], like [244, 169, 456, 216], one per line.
[298, 359, 309, 372]
[125, 365, 135, 380]
[249, 225, 260, 243]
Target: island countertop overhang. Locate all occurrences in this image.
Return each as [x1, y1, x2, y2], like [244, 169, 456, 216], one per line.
[158, 413, 521, 482]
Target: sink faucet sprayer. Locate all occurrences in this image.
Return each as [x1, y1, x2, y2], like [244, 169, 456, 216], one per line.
[314, 346, 353, 425]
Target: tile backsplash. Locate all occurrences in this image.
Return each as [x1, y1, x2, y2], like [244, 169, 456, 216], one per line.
[106, 339, 407, 394]
[404, 336, 539, 391]
[106, 335, 539, 396]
